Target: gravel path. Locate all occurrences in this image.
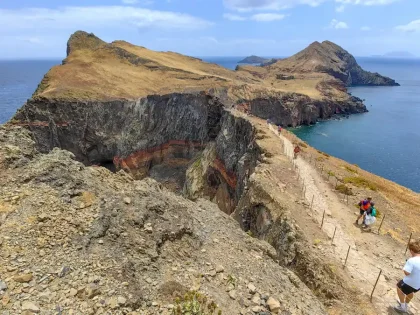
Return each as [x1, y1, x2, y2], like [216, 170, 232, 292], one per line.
[268, 124, 418, 315]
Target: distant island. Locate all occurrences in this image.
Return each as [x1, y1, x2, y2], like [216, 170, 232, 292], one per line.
[238, 55, 270, 64]
[238, 55, 281, 66]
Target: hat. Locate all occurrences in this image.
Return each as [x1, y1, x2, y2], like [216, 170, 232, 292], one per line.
[367, 197, 372, 200]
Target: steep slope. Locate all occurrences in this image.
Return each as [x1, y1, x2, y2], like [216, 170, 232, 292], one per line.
[268, 40, 399, 86]
[0, 125, 327, 315]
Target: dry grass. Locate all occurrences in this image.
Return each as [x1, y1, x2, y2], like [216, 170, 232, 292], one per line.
[343, 176, 377, 191]
[33, 32, 351, 104]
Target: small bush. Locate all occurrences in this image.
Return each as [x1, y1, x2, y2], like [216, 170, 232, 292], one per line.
[353, 164, 360, 168]
[336, 184, 353, 195]
[173, 291, 222, 315]
[316, 150, 330, 158]
[327, 171, 335, 177]
[299, 142, 308, 148]
[316, 156, 325, 162]
[345, 166, 358, 174]
[344, 177, 378, 191]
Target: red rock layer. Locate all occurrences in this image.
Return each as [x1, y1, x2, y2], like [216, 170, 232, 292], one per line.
[113, 140, 205, 178]
[212, 158, 237, 189]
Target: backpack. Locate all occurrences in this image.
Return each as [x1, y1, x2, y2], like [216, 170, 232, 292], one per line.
[371, 207, 377, 217]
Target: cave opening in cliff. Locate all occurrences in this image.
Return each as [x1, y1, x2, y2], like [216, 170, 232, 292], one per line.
[96, 160, 117, 173]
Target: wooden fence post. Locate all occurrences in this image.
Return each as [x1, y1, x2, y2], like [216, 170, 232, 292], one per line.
[321, 210, 326, 229]
[377, 214, 386, 234]
[343, 245, 351, 268]
[406, 232, 413, 254]
[370, 269, 382, 302]
[331, 227, 337, 245]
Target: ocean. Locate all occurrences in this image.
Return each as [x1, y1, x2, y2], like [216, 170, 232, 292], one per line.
[1, 57, 419, 192]
[292, 58, 420, 192]
[0, 59, 60, 124]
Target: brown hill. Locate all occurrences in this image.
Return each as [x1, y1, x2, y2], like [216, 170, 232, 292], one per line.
[266, 40, 399, 86]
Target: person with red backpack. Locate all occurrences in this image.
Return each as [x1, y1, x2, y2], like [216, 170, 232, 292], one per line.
[293, 145, 300, 159]
[356, 197, 372, 225]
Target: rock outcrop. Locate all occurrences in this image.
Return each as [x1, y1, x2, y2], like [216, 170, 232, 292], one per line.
[269, 40, 399, 86]
[0, 125, 327, 315]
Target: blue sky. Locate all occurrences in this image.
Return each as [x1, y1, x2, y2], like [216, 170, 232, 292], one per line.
[0, 0, 419, 59]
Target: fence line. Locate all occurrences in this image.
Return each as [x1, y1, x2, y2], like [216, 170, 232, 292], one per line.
[267, 123, 418, 303]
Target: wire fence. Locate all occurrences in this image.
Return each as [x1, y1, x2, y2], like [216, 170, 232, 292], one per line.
[267, 123, 418, 304]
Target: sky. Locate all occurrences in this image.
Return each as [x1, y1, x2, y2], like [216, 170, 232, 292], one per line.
[0, 0, 419, 59]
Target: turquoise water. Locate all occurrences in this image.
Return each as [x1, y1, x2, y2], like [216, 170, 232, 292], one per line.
[292, 58, 420, 192]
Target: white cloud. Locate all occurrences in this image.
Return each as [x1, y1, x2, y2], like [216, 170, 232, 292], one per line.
[223, 13, 247, 21]
[121, 0, 154, 4]
[335, 0, 399, 5]
[329, 19, 349, 29]
[396, 20, 420, 32]
[223, 12, 286, 22]
[16, 37, 43, 44]
[251, 13, 286, 21]
[360, 26, 371, 31]
[223, 0, 398, 11]
[223, 0, 325, 11]
[335, 4, 345, 11]
[0, 6, 212, 32]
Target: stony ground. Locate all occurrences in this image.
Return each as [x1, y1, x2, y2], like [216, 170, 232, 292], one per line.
[0, 125, 326, 315]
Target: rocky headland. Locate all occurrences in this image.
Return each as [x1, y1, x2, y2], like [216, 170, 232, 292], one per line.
[1, 31, 412, 315]
[238, 56, 271, 64]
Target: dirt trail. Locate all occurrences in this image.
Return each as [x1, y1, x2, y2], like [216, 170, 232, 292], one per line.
[268, 124, 419, 315]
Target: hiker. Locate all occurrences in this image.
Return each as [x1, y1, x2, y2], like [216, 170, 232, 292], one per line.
[267, 119, 271, 125]
[394, 239, 420, 313]
[293, 145, 300, 159]
[356, 197, 372, 225]
[362, 202, 377, 229]
[278, 125, 282, 133]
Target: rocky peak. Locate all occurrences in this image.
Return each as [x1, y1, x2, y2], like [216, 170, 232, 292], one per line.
[273, 40, 399, 86]
[66, 31, 106, 56]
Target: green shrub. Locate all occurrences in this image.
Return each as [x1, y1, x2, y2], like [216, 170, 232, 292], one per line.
[173, 291, 222, 315]
[336, 184, 353, 195]
[299, 142, 308, 148]
[343, 177, 378, 191]
[327, 171, 335, 177]
[345, 166, 358, 174]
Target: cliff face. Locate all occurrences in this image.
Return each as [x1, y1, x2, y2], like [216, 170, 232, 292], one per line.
[13, 93, 223, 184]
[246, 94, 366, 127]
[270, 40, 399, 86]
[184, 112, 259, 214]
